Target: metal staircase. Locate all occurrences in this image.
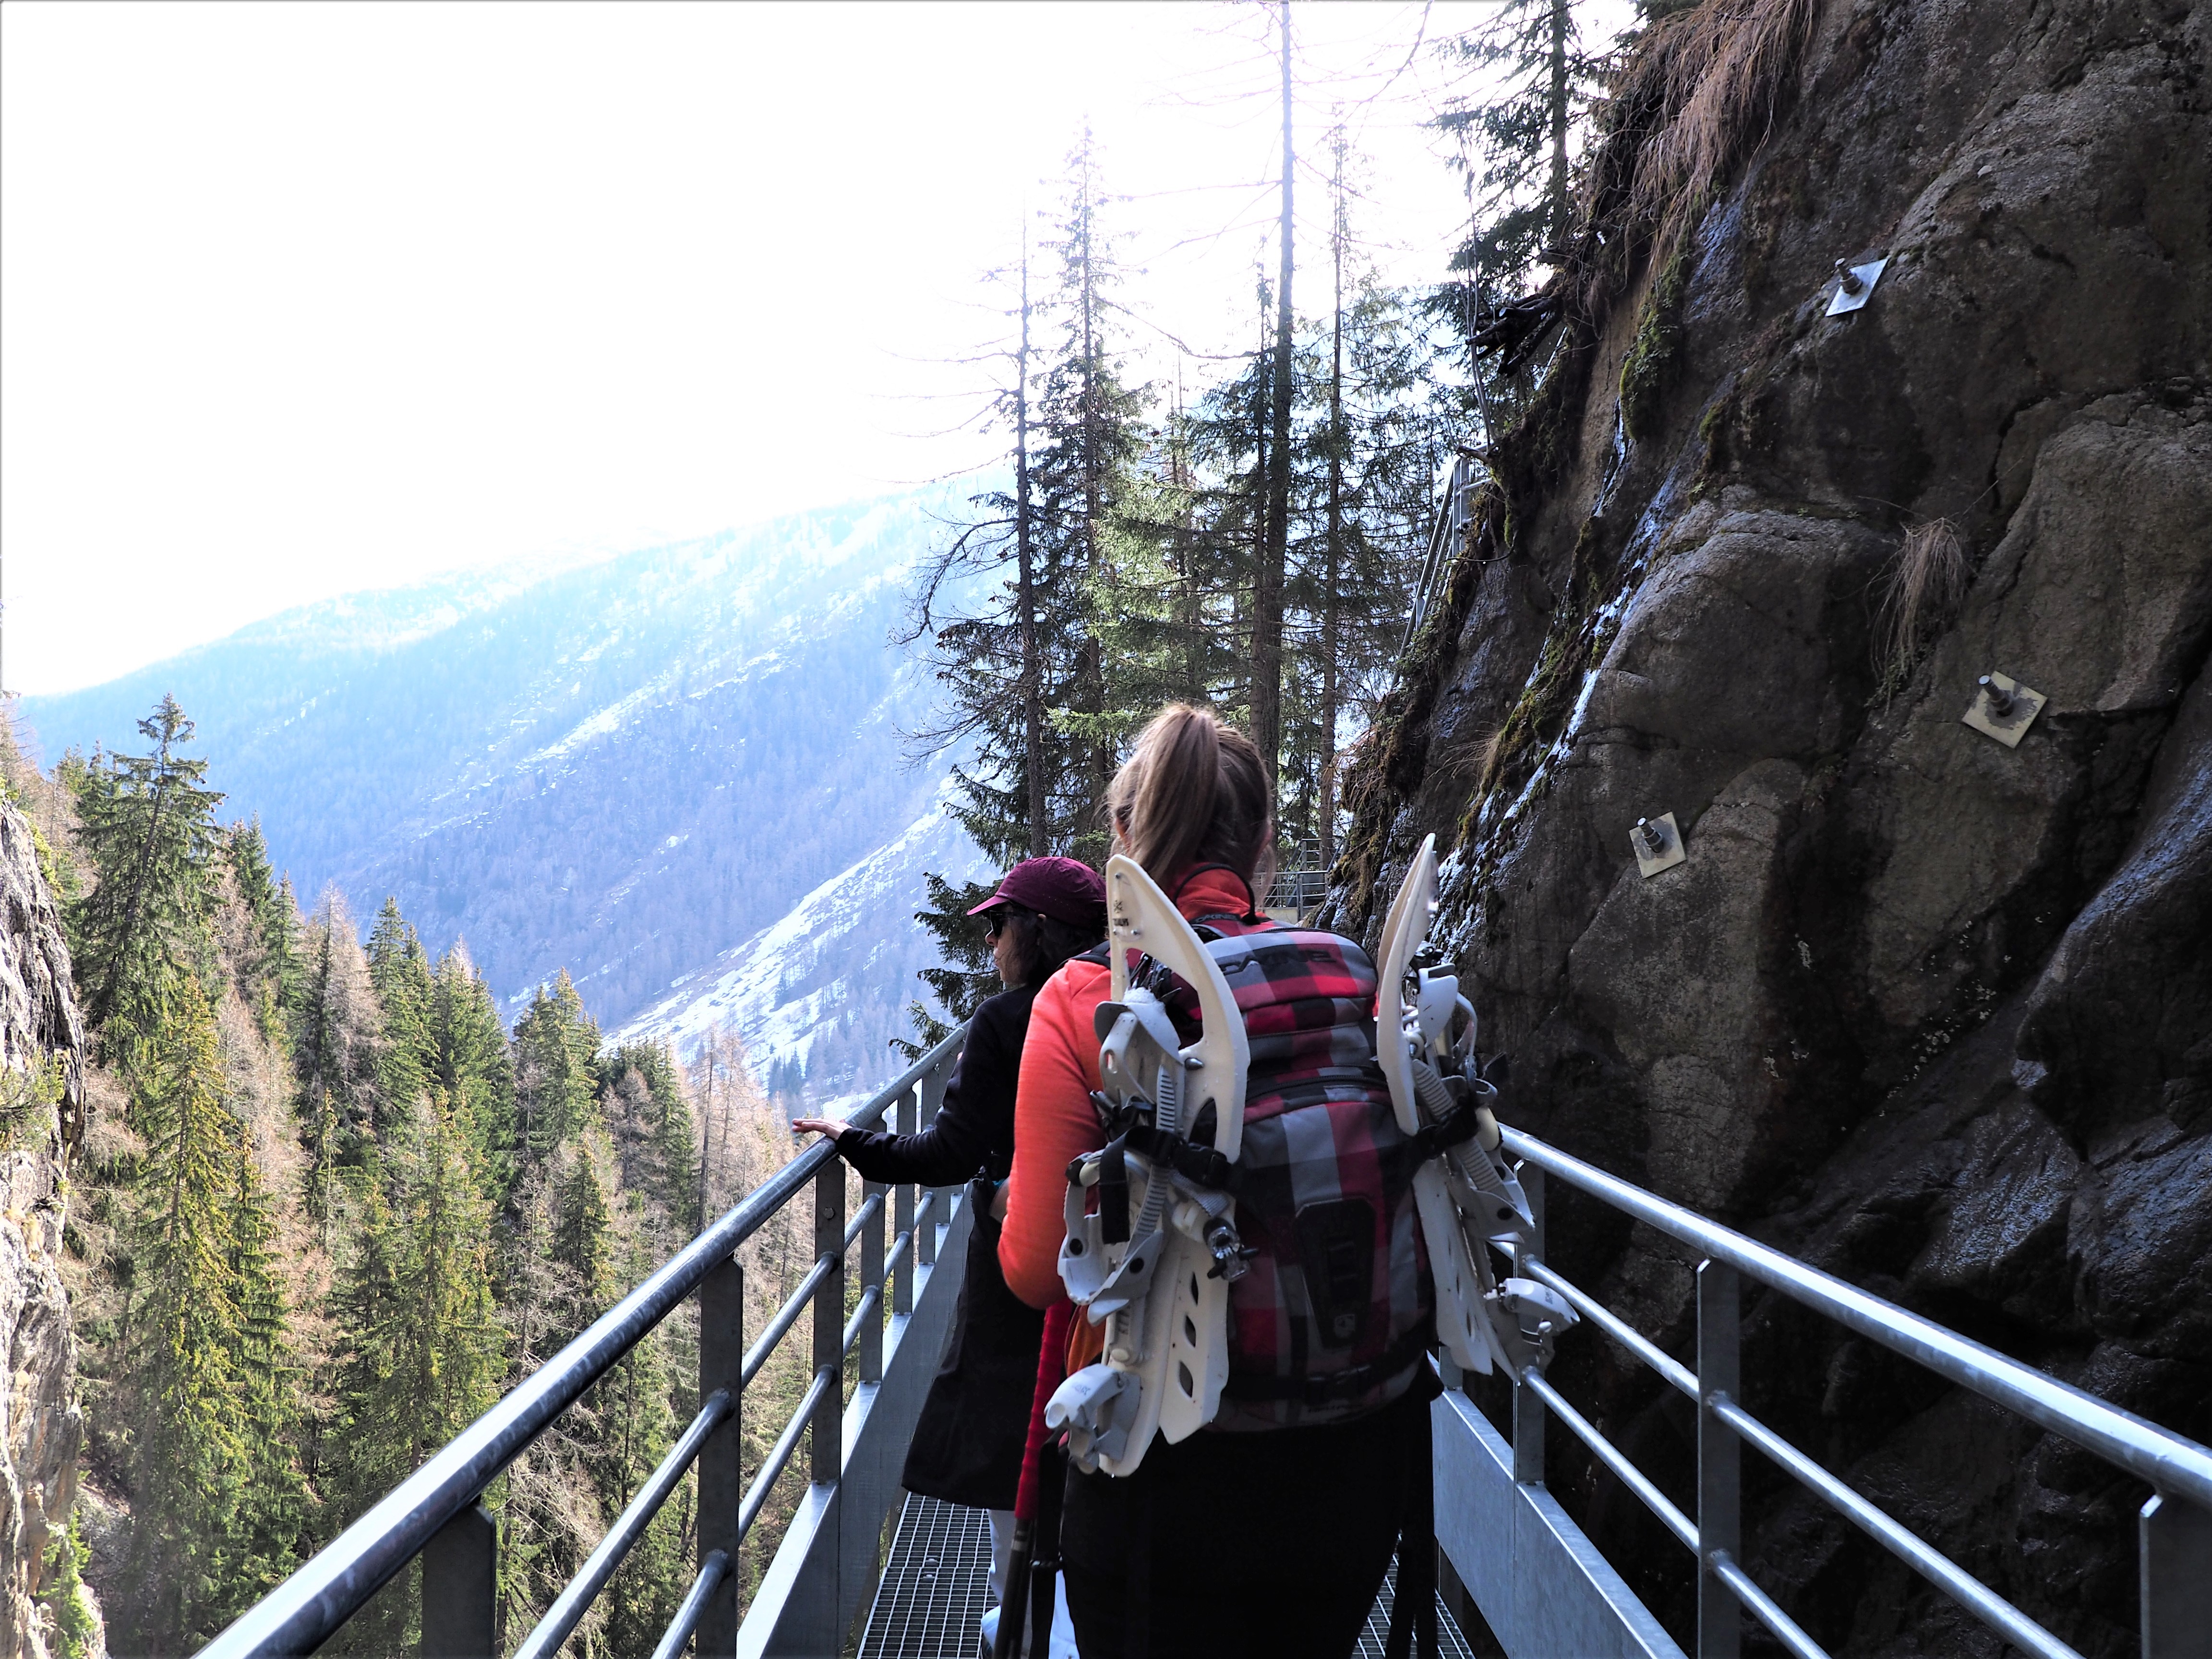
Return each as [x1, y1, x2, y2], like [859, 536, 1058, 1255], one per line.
[198, 1019, 2212, 1659]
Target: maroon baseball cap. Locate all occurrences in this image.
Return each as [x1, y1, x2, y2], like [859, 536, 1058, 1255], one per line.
[966, 856, 1106, 927]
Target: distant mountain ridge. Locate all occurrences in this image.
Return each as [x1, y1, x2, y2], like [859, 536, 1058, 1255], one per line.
[24, 486, 993, 1097]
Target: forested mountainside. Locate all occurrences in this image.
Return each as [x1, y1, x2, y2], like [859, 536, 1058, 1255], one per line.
[1325, 0, 2210, 1653]
[0, 703, 851, 1656]
[21, 490, 976, 1097]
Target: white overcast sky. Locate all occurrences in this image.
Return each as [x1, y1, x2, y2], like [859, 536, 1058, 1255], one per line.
[3, 1, 1626, 696]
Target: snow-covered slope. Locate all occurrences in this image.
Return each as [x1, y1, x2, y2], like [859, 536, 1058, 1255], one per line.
[618, 780, 988, 1091]
[24, 486, 994, 1095]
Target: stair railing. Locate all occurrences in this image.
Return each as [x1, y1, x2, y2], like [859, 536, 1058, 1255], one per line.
[197, 1022, 971, 1659]
[1472, 1126, 2212, 1659]
[1399, 451, 1485, 661]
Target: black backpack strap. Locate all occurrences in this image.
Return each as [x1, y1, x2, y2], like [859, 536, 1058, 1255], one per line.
[1407, 1093, 1483, 1161]
[1220, 1324, 1434, 1405]
[1120, 1118, 1232, 1190]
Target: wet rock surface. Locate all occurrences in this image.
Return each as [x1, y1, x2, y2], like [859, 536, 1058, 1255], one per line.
[1330, 0, 2210, 1651]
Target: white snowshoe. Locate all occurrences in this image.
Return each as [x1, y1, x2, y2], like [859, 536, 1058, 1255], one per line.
[1046, 856, 1250, 1476]
[1375, 835, 1577, 1379]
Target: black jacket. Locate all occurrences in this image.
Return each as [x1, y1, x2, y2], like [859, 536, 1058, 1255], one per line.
[835, 983, 1045, 1511]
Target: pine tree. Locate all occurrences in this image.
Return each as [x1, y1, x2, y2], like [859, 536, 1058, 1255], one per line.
[293, 897, 381, 1238]
[366, 898, 435, 1133]
[41, 1512, 98, 1659]
[1431, 0, 1607, 411]
[328, 1097, 503, 1653]
[1279, 140, 1455, 860]
[118, 975, 247, 1652]
[894, 873, 1000, 1060]
[429, 944, 518, 1209]
[901, 225, 1065, 864]
[602, 1044, 700, 1234]
[226, 818, 302, 1039]
[552, 1126, 614, 1304]
[221, 1146, 313, 1613]
[1033, 124, 1154, 859]
[66, 696, 225, 1080]
[512, 971, 600, 1164]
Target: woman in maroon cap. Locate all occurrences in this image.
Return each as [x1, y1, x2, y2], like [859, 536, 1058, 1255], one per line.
[793, 856, 1104, 1637]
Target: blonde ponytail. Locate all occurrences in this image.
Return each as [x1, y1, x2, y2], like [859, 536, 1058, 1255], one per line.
[1105, 704, 1275, 895]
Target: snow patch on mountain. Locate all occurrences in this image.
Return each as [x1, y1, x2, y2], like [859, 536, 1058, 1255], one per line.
[617, 780, 989, 1086]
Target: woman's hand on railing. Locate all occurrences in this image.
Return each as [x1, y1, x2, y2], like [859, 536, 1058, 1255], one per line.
[791, 1118, 851, 1142]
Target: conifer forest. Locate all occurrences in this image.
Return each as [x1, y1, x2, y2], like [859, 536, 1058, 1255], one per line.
[5, 11, 1607, 1647]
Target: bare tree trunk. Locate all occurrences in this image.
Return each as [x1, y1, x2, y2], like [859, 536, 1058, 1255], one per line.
[1548, 0, 1570, 247]
[1252, 0, 1295, 781]
[1076, 139, 1111, 821]
[1014, 227, 1047, 856]
[1322, 131, 1345, 869]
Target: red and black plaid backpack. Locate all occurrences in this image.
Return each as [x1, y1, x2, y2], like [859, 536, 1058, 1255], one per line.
[1088, 883, 1436, 1431]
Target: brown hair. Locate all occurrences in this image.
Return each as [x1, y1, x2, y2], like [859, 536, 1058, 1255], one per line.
[1001, 909, 1106, 990]
[1104, 704, 1275, 895]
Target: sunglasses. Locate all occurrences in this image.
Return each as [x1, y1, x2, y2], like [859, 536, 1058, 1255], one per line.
[985, 905, 1034, 940]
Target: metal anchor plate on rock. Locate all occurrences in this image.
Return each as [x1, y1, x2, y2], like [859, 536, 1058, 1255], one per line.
[1961, 671, 2046, 746]
[1631, 812, 1686, 878]
[1826, 254, 1889, 315]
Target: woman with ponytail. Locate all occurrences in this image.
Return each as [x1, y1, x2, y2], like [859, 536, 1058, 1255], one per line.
[998, 705, 1425, 1659]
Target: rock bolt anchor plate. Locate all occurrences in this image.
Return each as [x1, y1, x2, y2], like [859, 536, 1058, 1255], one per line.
[1631, 812, 1686, 878]
[1961, 671, 2046, 746]
[1826, 255, 1889, 316]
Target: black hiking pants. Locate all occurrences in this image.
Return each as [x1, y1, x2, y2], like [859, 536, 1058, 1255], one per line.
[1058, 1384, 1423, 1659]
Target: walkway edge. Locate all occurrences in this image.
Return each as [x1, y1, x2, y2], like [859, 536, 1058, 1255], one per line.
[1433, 1389, 1687, 1659]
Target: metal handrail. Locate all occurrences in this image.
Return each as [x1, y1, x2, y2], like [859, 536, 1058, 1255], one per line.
[1400, 451, 1483, 659]
[1500, 1127, 2212, 1510]
[1493, 1125, 2212, 1659]
[198, 1023, 970, 1659]
[513, 1389, 736, 1659]
[650, 1550, 729, 1659]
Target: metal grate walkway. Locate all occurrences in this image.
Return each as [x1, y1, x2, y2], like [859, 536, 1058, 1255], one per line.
[1356, 1559, 1483, 1659]
[856, 1495, 1480, 1659]
[856, 1494, 996, 1658]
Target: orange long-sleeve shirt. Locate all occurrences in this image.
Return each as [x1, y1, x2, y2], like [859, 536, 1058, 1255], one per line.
[998, 866, 1261, 1309]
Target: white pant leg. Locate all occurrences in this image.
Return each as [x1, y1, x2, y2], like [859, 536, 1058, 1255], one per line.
[981, 1509, 1081, 1658]
[988, 1508, 1017, 1603]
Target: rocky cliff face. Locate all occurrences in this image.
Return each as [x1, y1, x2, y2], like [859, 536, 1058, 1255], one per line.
[1329, 0, 2209, 1651]
[0, 804, 94, 1659]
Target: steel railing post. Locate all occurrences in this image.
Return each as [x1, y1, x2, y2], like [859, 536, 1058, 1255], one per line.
[892, 1077, 917, 1317]
[859, 1178, 886, 1384]
[419, 1502, 496, 1659]
[1512, 1163, 1548, 1484]
[1696, 1258, 1742, 1659]
[696, 1255, 743, 1659]
[811, 1160, 846, 1485]
[2141, 1492, 2212, 1658]
[918, 1058, 951, 1266]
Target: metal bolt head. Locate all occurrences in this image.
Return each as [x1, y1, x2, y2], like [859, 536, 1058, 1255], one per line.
[1836, 258, 1865, 294]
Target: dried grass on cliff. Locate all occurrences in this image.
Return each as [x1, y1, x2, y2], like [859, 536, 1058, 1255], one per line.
[1577, 0, 1817, 302]
[1875, 517, 1971, 700]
